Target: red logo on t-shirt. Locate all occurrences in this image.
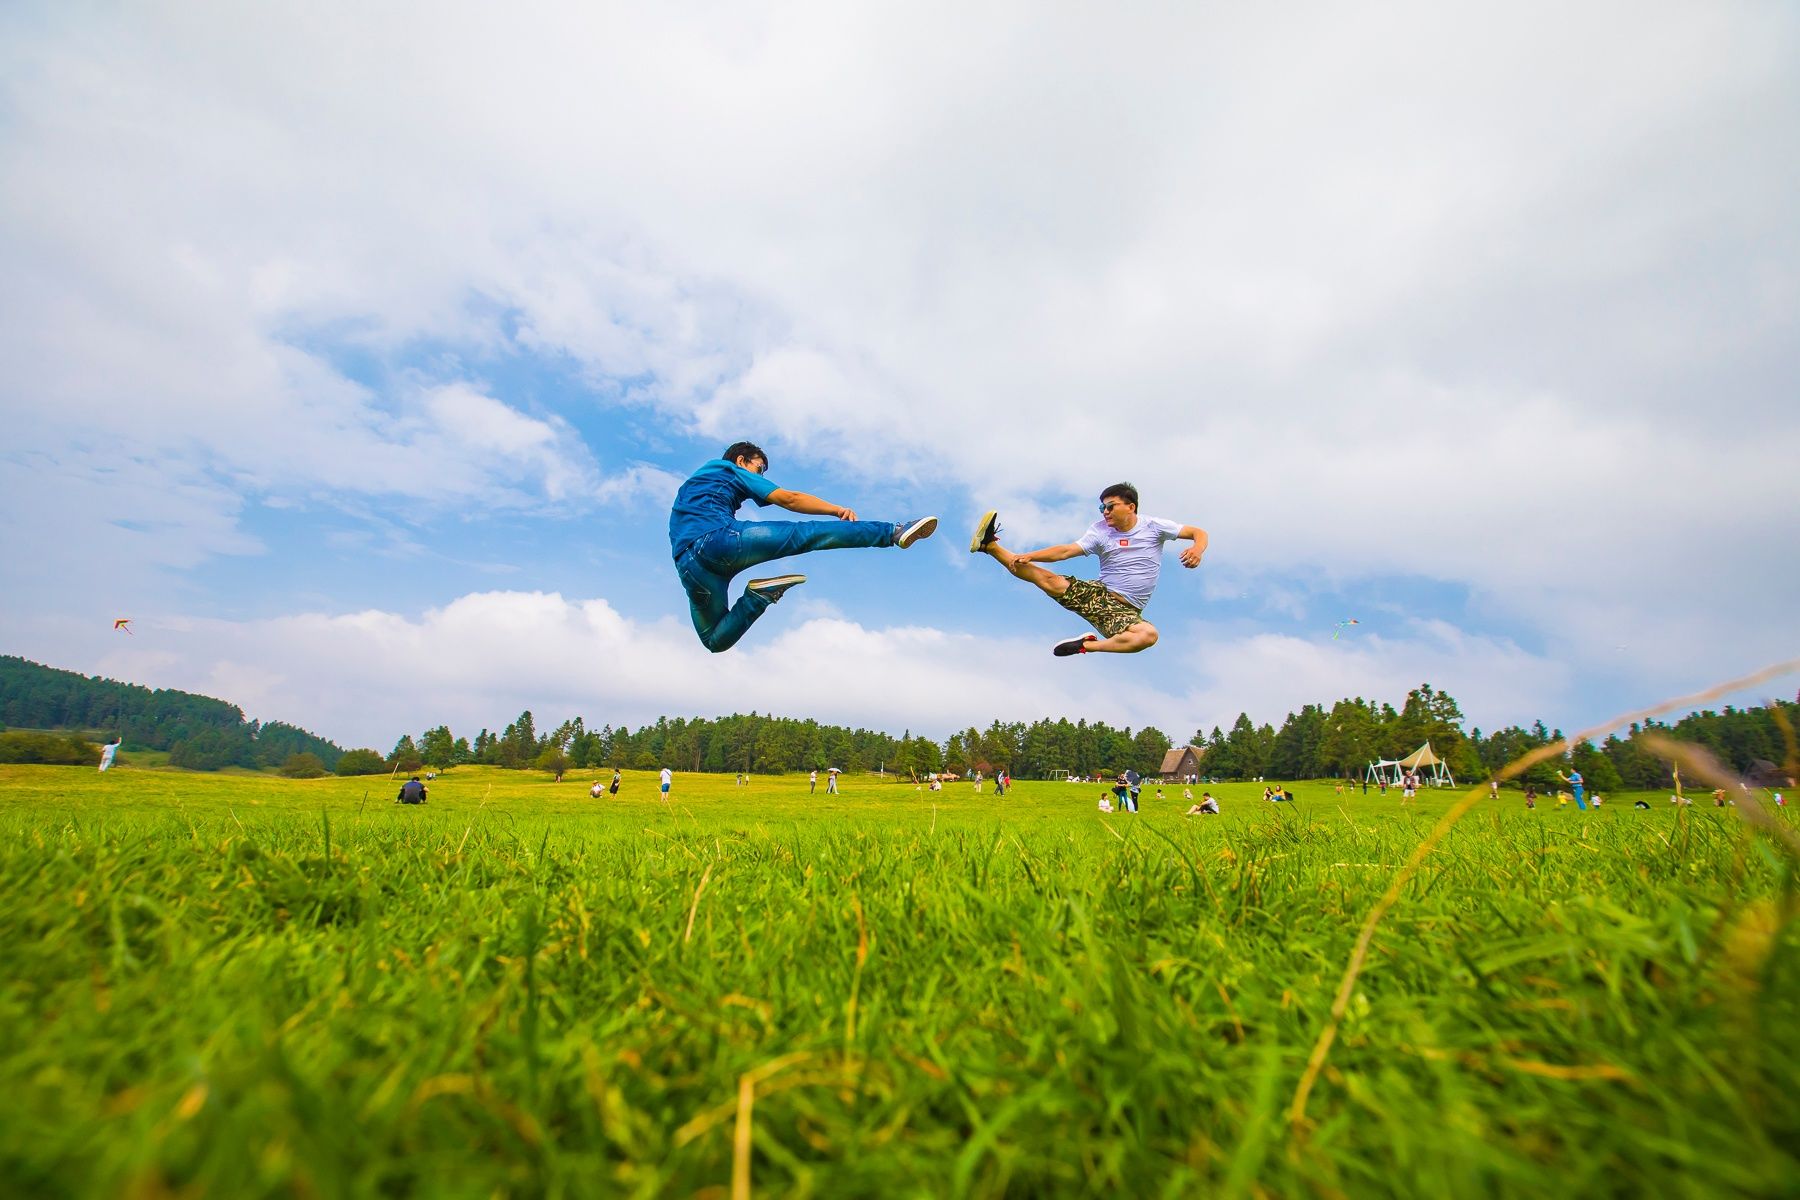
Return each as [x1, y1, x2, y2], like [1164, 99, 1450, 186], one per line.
[1117, 538, 1130, 547]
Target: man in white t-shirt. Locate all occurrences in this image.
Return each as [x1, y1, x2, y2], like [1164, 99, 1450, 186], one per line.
[659, 767, 672, 801]
[970, 481, 1207, 656]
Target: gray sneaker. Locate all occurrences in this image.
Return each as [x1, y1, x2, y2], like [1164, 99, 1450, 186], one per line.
[747, 574, 806, 603]
[897, 516, 938, 549]
[969, 510, 999, 553]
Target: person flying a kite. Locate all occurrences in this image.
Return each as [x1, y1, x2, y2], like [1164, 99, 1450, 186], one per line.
[668, 441, 938, 652]
[970, 482, 1207, 656]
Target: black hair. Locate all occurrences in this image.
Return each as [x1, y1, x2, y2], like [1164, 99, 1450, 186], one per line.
[1100, 481, 1138, 508]
[723, 441, 768, 468]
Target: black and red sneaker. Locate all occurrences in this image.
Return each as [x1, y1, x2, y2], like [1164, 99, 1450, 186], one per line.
[1052, 634, 1098, 657]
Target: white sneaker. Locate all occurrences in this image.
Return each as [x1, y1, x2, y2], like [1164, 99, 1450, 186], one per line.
[897, 516, 938, 549]
[746, 574, 806, 603]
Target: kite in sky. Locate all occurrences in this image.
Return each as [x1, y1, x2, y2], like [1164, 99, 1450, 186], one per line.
[113, 618, 132, 634]
[1332, 618, 1360, 640]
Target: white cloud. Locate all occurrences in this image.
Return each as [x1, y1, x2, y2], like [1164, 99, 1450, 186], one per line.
[3, 2, 1797, 730]
[39, 589, 1575, 749]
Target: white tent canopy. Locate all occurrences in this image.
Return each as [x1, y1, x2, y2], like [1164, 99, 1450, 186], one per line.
[1366, 743, 1455, 788]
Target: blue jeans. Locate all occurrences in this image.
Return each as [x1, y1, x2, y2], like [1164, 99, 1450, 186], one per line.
[674, 518, 899, 652]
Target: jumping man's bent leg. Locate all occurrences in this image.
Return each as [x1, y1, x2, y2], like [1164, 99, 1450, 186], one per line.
[679, 534, 779, 654]
[1082, 621, 1159, 654]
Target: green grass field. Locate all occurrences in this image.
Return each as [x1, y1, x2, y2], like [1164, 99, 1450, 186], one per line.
[1, 764, 1795, 1198]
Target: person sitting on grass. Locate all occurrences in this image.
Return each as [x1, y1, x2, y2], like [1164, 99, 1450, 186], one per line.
[1634, 798, 1650, 809]
[396, 776, 427, 805]
[1097, 793, 1114, 813]
[1185, 793, 1220, 815]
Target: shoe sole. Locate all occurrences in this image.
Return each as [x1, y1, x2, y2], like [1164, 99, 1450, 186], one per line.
[1053, 634, 1097, 657]
[747, 574, 806, 596]
[969, 510, 998, 553]
[897, 516, 938, 549]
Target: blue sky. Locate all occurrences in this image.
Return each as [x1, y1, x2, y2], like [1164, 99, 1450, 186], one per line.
[2, 3, 1796, 750]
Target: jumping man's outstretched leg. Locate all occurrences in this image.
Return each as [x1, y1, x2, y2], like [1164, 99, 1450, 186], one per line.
[971, 510, 1159, 656]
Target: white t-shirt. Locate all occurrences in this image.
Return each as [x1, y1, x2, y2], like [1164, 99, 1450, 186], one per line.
[1076, 516, 1184, 608]
[660, 768, 672, 787]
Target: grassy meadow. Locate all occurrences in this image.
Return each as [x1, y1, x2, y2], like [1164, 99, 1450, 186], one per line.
[0, 763, 1795, 1197]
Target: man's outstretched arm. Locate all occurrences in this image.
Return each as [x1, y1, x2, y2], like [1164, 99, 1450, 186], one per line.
[1176, 525, 1209, 568]
[1013, 542, 1086, 565]
[767, 488, 858, 521]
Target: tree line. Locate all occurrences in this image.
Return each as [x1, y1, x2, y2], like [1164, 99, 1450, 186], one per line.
[0, 655, 344, 771]
[369, 684, 1796, 791]
[5, 653, 1791, 787]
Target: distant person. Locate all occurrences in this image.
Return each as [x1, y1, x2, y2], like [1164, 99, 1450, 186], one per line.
[1112, 773, 1135, 813]
[809, 769, 818, 794]
[1097, 793, 1114, 813]
[826, 769, 839, 795]
[659, 767, 672, 801]
[1557, 768, 1586, 810]
[1524, 785, 1537, 809]
[1489, 780, 1499, 800]
[609, 768, 621, 796]
[1633, 798, 1650, 809]
[589, 780, 604, 798]
[97, 739, 121, 772]
[397, 776, 427, 805]
[1186, 793, 1220, 816]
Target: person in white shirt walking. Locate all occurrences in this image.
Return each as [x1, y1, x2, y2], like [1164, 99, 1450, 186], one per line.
[659, 766, 672, 802]
[970, 482, 1207, 656]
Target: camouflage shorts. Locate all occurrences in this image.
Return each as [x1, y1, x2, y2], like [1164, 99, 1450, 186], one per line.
[1055, 577, 1144, 639]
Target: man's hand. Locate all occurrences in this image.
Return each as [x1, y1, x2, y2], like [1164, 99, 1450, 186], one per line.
[835, 505, 858, 521]
[1013, 551, 1037, 565]
[1178, 525, 1208, 569]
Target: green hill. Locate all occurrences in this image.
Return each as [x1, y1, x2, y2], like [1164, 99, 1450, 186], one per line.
[0, 655, 342, 770]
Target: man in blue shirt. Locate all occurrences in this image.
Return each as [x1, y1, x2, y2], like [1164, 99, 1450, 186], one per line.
[1557, 767, 1587, 811]
[669, 441, 938, 652]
